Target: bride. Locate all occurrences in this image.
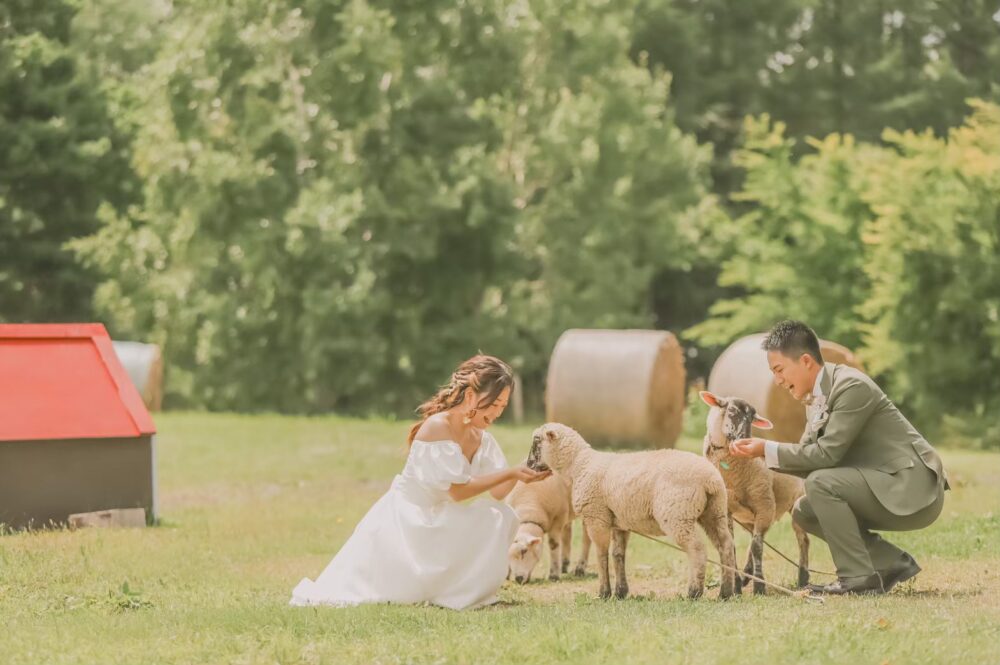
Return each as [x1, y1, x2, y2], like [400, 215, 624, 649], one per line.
[290, 354, 550, 610]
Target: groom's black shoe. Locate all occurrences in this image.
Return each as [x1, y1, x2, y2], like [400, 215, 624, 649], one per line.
[808, 573, 884, 596]
[879, 553, 921, 591]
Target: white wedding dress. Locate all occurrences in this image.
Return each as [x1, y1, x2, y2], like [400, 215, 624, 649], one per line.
[290, 432, 518, 610]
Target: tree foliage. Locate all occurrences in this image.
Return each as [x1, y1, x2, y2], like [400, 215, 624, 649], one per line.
[687, 101, 1000, 441]
[6, 0, 1000, 440]
[71, 0, 716, 412]
[0, 0, 136, 322]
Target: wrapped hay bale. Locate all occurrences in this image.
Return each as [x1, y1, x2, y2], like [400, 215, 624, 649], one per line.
[545, 329, 686, 449]
[112, 341, 164, 411]
[707, 333, 864, 443]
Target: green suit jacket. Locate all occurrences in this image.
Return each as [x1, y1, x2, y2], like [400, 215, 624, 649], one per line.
[775, 363, 948, 516]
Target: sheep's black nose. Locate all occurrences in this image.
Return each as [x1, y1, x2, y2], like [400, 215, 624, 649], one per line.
[514, 575, 525, 584]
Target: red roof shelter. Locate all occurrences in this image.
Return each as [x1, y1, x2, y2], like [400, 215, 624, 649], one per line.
[0, 323, 157, 529]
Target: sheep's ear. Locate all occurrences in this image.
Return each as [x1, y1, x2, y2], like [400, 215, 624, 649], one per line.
[699, 391, 725, 408]
[526, 535, 542, 546]
[752, 415, 774, 430]
[545, 428, 557, 441]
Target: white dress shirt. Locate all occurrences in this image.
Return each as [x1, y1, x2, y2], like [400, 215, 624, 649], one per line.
[764, 365, 826, 468]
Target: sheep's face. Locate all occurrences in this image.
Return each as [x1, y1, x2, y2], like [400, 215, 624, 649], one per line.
[526, 430, 550, 471]
[507, 531, 543, 583]
[700, 391, 773, 443]
[527, 423, 584, 472]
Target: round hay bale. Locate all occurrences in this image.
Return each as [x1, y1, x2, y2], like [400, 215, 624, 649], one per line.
[545, 329, 686, 448]
[707, 333, 864, 443]
[112, 341, 164, 411]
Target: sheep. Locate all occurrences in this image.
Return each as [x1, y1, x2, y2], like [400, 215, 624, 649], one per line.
[526, 423, 736, 600]
[506, 472, 591, 583]
[699, 391, 810, 594]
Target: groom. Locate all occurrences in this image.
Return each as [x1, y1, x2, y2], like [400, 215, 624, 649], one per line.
[730, 320, 949, 595]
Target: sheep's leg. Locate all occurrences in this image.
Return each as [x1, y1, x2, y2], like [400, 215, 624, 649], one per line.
[750, 498, 777, 595]
[700, 512, 737, 600]
[741, 538, 755, 589]
[681, 524, 708, 600]
[573, 522, 591, 576]
[750, 528, 767, 595]
[792, 519, 811, 588]
[656, 487, 709, 599]
[660, 517, 706, 599]
[587, 521, 613, 599]
[547, 531, 561, 581]
[729, 515, 743, 595]
[560, 522, 572, 574]
[611, 528, 630, 599]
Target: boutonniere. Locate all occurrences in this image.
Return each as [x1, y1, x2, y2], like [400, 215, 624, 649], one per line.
[805, 395, 829, 431]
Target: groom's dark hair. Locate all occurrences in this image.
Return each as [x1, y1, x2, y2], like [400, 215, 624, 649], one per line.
[762, 320, 823, 364]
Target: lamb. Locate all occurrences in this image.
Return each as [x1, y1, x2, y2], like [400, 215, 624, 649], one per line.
[526, 423, 736, 600]
[506, 472, 591, 583]
[699, 391, 810, 594]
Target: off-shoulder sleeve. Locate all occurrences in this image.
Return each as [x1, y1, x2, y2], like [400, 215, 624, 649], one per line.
[479, 433, 509, 474]
[409, 442, 471, 491]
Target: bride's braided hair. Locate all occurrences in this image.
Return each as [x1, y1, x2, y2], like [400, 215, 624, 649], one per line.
[407, 355, 514, 445]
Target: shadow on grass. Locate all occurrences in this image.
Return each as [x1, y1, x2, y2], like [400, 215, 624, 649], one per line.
[512, 572, 599, 586]
[474, 599, 529, 611]
[891, 587, 985, 599]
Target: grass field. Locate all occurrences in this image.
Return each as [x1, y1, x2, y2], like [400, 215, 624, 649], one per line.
[2, 412, 998, 664]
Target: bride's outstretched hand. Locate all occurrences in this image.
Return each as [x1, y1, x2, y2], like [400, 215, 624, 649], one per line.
[509, 465, 551, 483]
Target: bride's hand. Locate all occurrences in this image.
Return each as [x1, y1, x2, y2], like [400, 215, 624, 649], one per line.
[509, 465, 551, 483]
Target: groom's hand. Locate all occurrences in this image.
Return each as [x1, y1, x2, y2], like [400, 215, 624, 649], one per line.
[730, 437, 766, 458]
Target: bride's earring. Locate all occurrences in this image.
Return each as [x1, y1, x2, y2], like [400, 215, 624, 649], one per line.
[463, 409, 476, 425]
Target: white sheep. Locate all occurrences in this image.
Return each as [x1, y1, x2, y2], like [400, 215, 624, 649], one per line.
[506, 473, 591, 583]
[527, 423, 736, 600]
[700, 391, 810, 594]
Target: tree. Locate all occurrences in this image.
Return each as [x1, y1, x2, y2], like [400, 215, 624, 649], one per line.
[72, 0, 716, 413]
[859, 100, 1000, 432]
[687, 101, 1000, 442]
[0, 0, 137, 322]
[684, 115, 875, 349]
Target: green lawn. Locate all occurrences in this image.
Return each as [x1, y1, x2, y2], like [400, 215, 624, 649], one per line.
[2, 412, 998, 664]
